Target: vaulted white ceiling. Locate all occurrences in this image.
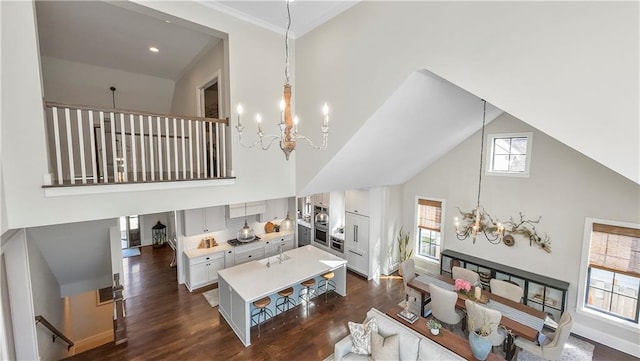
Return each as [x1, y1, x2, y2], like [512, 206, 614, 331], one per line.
[301, 70, 503, 195]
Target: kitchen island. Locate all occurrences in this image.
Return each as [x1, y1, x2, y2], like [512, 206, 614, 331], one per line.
[218, 245, 347, 346]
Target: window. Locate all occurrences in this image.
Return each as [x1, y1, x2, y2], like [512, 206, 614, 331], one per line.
[417, 198, 442, 260]
[487, 132, 533, 177]
[585, 223, 640, 323]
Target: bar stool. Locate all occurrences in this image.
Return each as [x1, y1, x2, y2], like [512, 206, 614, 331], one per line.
[318, 272, 336, 303]
[275, 287, 296, 322]
[298, 278, 317, 316]
[251, 296, 273, 337]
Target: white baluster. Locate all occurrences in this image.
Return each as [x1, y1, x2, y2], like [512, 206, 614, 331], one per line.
[120, 113, 127, 182]
[141, 115, 147, 181]
[188, 119, 193, 179]
[156, 116, 162, 181]
[110, 112, 117, 182]
[88, 111, 98, 184]
[181, 118, 186, 180]
[130, 114, 137, 182]
[99, 111, 108, 183]
[65, 108, 75, 184]
[148, 116, 154, 181]
[173, 118, 179, 180]
[52, 107, 63, 185]
[165, 117, 171, 181]
[209, 122, 214, 178]
[195, 120, 200, 179]
[220, 122, 226, 177]
[77, 109, 87, 184]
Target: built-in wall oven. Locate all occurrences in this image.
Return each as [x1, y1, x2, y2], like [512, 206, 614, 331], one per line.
[315, 226, 328, 246]
[314, 205, 329, 246]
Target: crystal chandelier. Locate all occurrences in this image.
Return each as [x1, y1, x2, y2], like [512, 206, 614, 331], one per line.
[235, 0, 329, 160]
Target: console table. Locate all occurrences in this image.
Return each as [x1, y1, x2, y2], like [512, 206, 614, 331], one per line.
[386, 306, 505, 361]
[440, 250, 569, 325]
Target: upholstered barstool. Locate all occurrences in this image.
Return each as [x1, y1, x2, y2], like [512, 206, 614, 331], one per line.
[251, 296, 273, 337]
[298, 278, 317, 316]
[317, 272, 336, 303]
[275, 287, 296, 322]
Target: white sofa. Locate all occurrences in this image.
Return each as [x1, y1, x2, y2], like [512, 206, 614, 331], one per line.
[334, 308, 465, 361]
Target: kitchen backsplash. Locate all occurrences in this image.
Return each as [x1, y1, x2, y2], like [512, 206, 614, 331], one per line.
[183, 215, 284, 250]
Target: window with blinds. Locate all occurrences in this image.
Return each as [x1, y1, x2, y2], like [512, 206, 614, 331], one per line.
[585, 222, 640, 322]
[417, 199, 442, 260]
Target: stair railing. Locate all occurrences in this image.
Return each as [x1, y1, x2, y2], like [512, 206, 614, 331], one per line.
[34, 315, 74, 351]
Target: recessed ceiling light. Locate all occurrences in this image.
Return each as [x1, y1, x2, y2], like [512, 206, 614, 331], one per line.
[165, 20, 171, 24]
[149, 47, 159, 53]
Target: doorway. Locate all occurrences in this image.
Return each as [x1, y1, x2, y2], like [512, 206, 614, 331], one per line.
[198, 73, 222, 178]
[120, 215, 141, 249]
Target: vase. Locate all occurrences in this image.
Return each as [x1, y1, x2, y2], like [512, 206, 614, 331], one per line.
[469, 331, 492, 361]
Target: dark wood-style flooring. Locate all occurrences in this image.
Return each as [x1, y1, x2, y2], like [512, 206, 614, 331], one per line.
[66, 246, 636, 361]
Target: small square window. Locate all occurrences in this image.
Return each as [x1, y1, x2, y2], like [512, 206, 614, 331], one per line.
[487, 132, 533, 177]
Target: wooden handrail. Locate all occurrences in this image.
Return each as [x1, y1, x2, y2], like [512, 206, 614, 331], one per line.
[44, 100, 229, 125]
[35, 315, 74, 351]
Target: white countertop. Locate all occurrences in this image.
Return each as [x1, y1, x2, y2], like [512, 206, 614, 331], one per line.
[218, 245, 347, 301]
[183, 230, 294, 259]
[297, 219, 311, 228]
[331, 232, 345, 241]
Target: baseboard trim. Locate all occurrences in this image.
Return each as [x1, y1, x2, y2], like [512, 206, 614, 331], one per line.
[573, 322, 640, 358]
[72, 330, 114, 355]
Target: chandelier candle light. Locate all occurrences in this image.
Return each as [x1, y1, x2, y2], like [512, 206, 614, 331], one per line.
[453, 99, 552, 252]
[235, 0, 329, 160]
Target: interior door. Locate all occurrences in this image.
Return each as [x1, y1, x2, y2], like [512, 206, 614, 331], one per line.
[127, 215, 141, 247]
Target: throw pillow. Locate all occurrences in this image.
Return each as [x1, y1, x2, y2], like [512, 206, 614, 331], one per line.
[348, 318, 378, 355]
[370, 332, 400, 361]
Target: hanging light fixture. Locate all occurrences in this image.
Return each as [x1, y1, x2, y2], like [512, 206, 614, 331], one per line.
[453, 99, 552, 252]
[315, 193, 329, 224]
[235, 0, 329, 160]
[237, 203, 255, 242]
[454, 100, 504, 244]
[279, 212, 295, 232]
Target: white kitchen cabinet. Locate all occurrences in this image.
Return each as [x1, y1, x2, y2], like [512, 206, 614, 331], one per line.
[345, 212, 370, 277]
[345, 189, 370, 215]
[262, 198, 289, 222]
[234, 245, 265, 265]
[224, 249, 235, 268]
[313, 193, 330, 207]
[227, 201, 266, 219]
[183, 206, 225, 236]
[265, 235, 294, 257]
[185, 251, 225, 291]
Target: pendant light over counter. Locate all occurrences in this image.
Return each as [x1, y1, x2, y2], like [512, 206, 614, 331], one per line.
[237, 203, 255, 242]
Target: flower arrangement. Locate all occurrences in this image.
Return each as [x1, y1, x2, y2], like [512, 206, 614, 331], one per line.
[428, 319, 442, 330]
[454, 278, 472, 294]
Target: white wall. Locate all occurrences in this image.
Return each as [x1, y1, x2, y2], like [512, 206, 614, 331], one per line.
[2, 1, 294, 230]
[403, 113, 640, 354]
[380, 185, 404, 276]
[41, 56, 175, 113]
[295, 1, 639, 192]
[27, 237, 71, 360]
[140, 212, 170, 246]
[1, 230, 39, 360]
[27, 218, 116, 297]
[170, 40, 224, 117]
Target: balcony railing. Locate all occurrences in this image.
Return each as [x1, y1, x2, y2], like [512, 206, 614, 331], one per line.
[44, 101, 229, 186]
